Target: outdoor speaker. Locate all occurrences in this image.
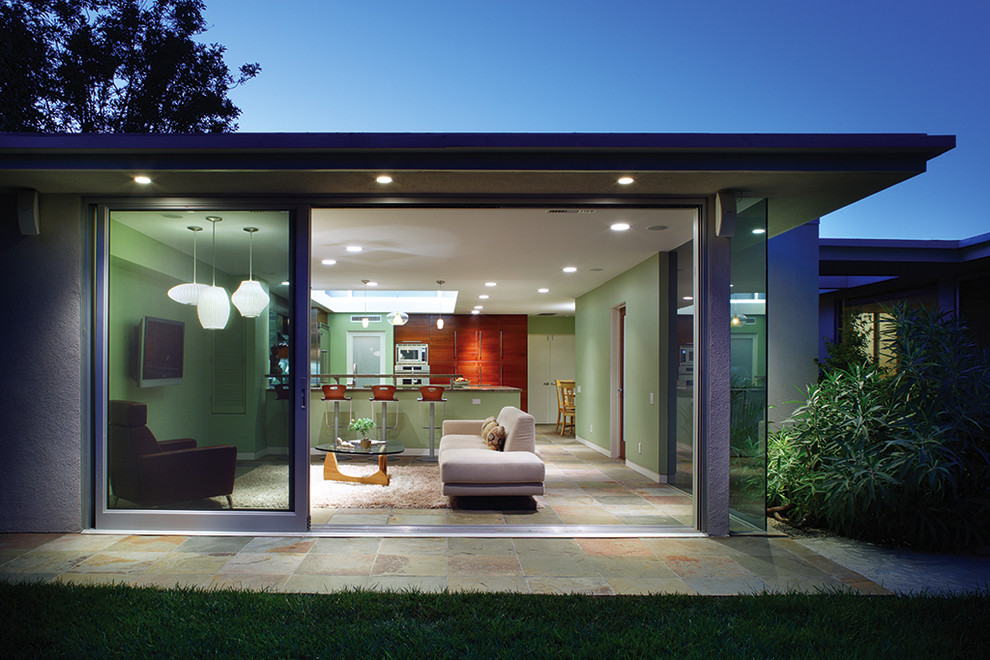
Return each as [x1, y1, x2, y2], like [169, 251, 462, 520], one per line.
[715, 190, 736, 238]
[17, 189, 39, 235]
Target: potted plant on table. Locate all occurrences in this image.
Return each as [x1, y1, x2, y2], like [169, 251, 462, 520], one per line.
[347, 417, 376, 448]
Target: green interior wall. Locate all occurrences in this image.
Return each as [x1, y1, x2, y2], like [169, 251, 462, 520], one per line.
[325, 312, 395, 376]
[575, 253, 666, 476]
[108, 220, 276, 456]
[527, 316, 575, 335]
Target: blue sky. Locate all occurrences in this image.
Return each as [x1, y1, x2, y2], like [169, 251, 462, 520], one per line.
[203, 1, 988, 240]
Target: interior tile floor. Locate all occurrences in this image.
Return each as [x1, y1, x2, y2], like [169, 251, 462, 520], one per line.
[314, 425, 692, 528]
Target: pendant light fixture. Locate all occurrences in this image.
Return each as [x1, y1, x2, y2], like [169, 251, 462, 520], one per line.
[197, 216, 230, 330]
[232, 226, 270, 318]
[167, 226, 208, 305]
[436, 280, 445, 330]
[386, 310, 408, 326]
[361, 280, 370, 328]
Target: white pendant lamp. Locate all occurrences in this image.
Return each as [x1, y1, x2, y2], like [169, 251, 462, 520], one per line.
[436, 280, 445, 330]
[197, 216, 230, 330]
[386, 310, 408, 326]
[361, 280, 370, 328]
[232, 227, 270, 318]
[167, 226, 208, 305]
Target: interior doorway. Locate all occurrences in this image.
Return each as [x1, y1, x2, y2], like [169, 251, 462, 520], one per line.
[527, 334, 576, 424]
[609, 303, 627, 460]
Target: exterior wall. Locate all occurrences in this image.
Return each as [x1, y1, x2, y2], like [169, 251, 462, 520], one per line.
[0, 194, 84, 532]
[768, 221, 821, 426]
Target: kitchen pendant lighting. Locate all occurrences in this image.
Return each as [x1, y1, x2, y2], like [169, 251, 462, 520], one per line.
[386, 310, 408, 326]
[232, 227, 270, 318]
[167, 226, 208, 305]
[197, 216, 230, 330]
[361, 280, 370, 328]
[436, 280, 445, 330]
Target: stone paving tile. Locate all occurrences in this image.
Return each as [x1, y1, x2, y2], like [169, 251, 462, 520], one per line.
[576, 538, 654, 557]
[324, 512, 391, 525]
[295, 553, 376, 576]
[175, 536, 252, 555]
[552, 505, 622, 525]
[37, 534, 127, 553]
[310, 509, 334, 524]
[217, 552, 308, 575]
[365, 576, 448, 593]
[371, 554, 447, 577]
[444, 511, 507, 525]
[760, 575, 852, 594]
[447, 555, 524, 577]
[107, 535, 188, 553]
[281, 575, 371, 593]
[311, 537, 381, 554]
[387, 511, 447, 525]
[502, 510, 563, 525]
[448, 576, 532, 593]
[681, 576, 769, 595]
[526, 577, 614, 595]
[240, 537, 315, 554]
[661, 554, 753, 579]
[207, 574, 288, 592]
[448, 537, 516, 556]
[70, 551, 170, 574]
[143, 553, 233, 575]
[0, 533, 62, 551]
[588, 555, 679, 579]
[379, 537, 448, 556]
[1, 551, 92, 575]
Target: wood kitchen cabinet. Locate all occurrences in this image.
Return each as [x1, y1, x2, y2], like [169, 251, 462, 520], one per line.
[396, 313, 529, 410]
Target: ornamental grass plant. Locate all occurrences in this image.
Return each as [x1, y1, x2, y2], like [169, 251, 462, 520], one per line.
[769, 306, 990, 551]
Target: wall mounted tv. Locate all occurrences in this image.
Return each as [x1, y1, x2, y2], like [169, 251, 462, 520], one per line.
[132, 316, 184, 387]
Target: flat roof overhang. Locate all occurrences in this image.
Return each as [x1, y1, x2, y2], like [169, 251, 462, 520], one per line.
[0, 132, 954, 234]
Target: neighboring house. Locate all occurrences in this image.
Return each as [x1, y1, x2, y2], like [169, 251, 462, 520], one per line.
[0, 132, 953, 537]
[819, 231, 990, 362]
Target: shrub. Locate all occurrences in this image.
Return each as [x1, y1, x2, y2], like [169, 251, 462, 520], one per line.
[768, 306, 990, 551]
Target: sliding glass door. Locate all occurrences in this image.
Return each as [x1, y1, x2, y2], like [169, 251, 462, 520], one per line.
[93, 204, 310, 532]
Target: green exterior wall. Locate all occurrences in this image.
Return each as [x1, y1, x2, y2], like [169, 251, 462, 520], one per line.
[575, 253, 667, 477]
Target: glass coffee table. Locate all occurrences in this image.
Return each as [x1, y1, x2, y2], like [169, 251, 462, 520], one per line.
[314, 441, 406, 486]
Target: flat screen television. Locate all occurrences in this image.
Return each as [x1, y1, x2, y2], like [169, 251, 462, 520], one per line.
[132, 316, 184, 387]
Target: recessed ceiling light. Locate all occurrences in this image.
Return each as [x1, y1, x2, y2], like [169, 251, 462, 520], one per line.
[647, 225, 668, 231]
[474, 305, 484, 310]
[683, 296, 694, 301]
[376, 175, 393, 184]
[752, 228, 767, 234]
[346, 245, 363, 252]
[562, 266, 578, 273]
[321, 258, 337, 266]
[471, 310, 480, 315]
[589, 267, 604, 272]
[610, 222, 630, 231]
[538, 288, 549, 293]
[485, 282, 497, 287]
[280, 281, 290, 286]
[617, 176, 634, 185]
[134, 175, 152, 184]
[366, 281, 378, 287]
[479, 294, 489, 300]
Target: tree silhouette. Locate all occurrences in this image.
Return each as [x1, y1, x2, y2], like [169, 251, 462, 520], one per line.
[0, 0, 260, 132]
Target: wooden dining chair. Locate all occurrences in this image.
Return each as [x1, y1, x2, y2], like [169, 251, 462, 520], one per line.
[555, 379, 576, 435]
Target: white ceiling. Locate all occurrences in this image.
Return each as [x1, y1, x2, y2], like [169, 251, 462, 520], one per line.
[113, 206, 696, 316]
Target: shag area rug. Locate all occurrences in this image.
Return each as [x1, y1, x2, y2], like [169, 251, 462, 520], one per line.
[228, 462, 448, 510]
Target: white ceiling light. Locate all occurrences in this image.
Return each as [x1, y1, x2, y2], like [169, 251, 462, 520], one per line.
[134, 175, 152, 184]
[366, 281, 378, 287]
[479, 294, 489, 300]
[471, 310, 480, 315]
[617, 176, 634, 185]
[376, 175, 393, 184]
[346, 245, 363, 252]
[436, 280, 445, 330]
[752, 228, 767, 235]
[538, 288, 549, 293]
[610, 222, 630, 231]
[321, 258, 337, 266]
[485, 281, 497, 287]
[232, 227, 270, 318]
[167, 225, 208, 305]
[562, 266, 578, 273]
[197, 216, 230, 330]
[474, 305, 483, 310]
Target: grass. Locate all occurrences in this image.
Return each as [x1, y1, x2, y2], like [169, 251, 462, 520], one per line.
[2, 582, 989, 658]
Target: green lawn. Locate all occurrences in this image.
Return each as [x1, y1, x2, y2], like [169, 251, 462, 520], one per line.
[2, 582, 987, 658]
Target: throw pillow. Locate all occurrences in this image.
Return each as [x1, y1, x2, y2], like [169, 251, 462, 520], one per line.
[481, 419, 498, 440]
[485, 424, 507, 451]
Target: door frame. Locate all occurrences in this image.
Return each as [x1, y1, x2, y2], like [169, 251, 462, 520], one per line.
[609, 303, 626, 460]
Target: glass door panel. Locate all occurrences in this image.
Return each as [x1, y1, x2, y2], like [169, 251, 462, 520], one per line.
[97, 208, 307, 530]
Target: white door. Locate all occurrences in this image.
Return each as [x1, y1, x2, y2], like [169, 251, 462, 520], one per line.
[527, 334, 576, 424]
[346, 331, 386, 387]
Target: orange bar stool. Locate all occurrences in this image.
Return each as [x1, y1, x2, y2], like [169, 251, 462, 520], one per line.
[321, 384, 352, 442]
[416, 385, 446, 462]
[369, 384, 399, 442]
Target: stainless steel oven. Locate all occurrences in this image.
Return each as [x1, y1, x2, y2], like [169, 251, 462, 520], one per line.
[396, 363, 429, 386]
[396, 343, 428, 364]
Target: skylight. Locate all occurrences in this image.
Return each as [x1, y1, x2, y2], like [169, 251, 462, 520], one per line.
[311, 289, 458, 314]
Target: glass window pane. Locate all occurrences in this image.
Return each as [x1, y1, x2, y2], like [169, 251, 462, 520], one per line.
[106, 211, 292, 511]
[729, 199, 768, 531]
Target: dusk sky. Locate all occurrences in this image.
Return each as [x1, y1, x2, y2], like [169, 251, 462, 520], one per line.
[204, 1, 988, 240]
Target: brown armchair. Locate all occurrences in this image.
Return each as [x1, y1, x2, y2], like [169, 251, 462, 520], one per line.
[108, 400, 237, 508]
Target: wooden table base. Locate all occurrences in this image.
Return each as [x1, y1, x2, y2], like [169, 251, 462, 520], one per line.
[322, 451, 391, 486]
